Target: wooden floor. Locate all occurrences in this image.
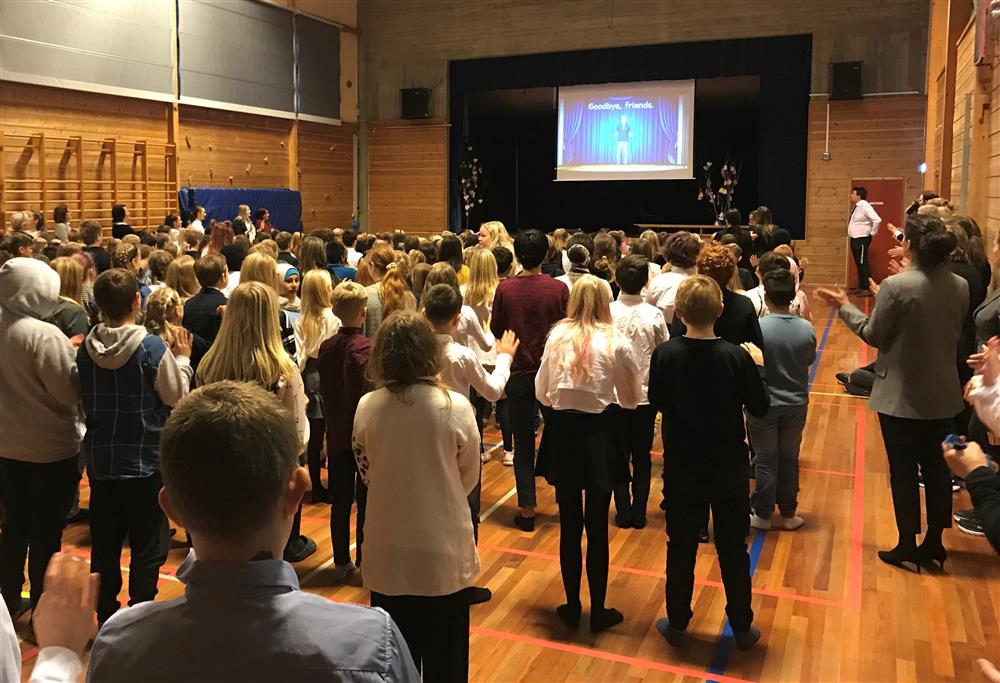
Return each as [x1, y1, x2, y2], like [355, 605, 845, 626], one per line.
[18, 292, 1000, 682]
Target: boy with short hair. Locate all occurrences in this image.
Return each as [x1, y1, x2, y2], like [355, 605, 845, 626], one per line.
[183, 253, 228, 344]
[747, 269, 816, 531]
[490, 230, 569, 532]
[648, 275, 768, 651]
[610, 255, 669, 529]
[317, 281, 373, 580]
[80, 220, 112, 273]
[79, 268, 193, 624]
[275, 231, 297, 266]
[87, 381, 418, 681]
[326, 239, 357, 282]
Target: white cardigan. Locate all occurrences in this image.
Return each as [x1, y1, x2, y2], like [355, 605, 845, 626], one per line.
[353, 383, 481, 597]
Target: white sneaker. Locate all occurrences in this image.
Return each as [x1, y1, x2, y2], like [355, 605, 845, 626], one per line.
[331, 562, 356, 581]
[502, 451, 514, 466]
[749, 513, 771, 530]
[481, 450, 491, 464]
[779, 515, 805, 530]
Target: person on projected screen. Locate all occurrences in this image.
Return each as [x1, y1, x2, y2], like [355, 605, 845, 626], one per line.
[614, 114, 632, 165]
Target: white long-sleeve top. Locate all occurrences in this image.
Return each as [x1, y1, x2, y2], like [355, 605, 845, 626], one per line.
[275, 369, 309, 453]
[437, 333, 512, 402]
[644, 265, 696, 324]
[535, 323, 643, 412]
[847, 199, 882, 238]
[453, 305, 494, 353]
[968, 376, 1000, 436]
[293, 309, 342, 368]
[353, 384, 481, 597]
[610, 293, 669, 405]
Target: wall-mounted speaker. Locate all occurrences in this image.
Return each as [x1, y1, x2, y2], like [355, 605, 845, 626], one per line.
[830, 61, 863, 101]
[401, 88, 431, 119]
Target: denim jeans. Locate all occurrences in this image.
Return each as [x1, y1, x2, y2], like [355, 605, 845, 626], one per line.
[746, 405, 808, 518]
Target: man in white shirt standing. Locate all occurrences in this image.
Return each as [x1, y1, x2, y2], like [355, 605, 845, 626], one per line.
[847, 186, 881, 296]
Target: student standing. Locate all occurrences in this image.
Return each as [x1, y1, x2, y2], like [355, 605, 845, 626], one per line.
[87, 381, 419, 682]
[649, 275, 768, 651]
[747, 270, 816, 531]
[0, 258, 82, 617]
[78, 269, 192, 624]
[182, 254, 228, 345]
[536, 276, 642, 631]
[645, 231, 701, 324]
[490, 229, 569, 531]
[354, 310, 481, 682]
[610, 256, 669, 529]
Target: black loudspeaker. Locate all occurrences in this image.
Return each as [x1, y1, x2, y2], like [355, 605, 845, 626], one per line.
[830, 62, 863, 100]
[401, 88, 431, 119]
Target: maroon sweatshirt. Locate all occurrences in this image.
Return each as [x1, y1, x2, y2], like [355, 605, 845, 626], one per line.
[490, 273, 568, 376]
[318, 327, 372, 451]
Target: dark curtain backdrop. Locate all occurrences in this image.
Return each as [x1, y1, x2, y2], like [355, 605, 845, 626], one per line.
[449, 35, 811, 237]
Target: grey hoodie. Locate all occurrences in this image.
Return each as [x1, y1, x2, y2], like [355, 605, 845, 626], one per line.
[0, 258, 81, 462]
[83, 324, 192, 407]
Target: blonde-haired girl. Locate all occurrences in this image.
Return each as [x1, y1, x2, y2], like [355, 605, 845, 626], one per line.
[362, 243, 416, 338]
[240, 252, 298, 359]
[353, 309, 480, 681]
[196, 281, 316, 561]
[48, 256, 90, 345]
[294, 269, 341, 502]
[462, 248, 499, 327]
[165, 254, 200, 300]
[535, 274, 642, 633]
[477, 220, 514, 251]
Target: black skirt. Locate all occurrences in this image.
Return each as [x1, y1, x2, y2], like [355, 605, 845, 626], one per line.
[537, 405, 627, 491]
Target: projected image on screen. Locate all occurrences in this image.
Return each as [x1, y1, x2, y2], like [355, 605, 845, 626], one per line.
[556, 79, 695, 181]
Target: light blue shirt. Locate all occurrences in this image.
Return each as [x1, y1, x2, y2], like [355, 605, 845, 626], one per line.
[88, 559, 419, 682]
[759, 314, 817, 407]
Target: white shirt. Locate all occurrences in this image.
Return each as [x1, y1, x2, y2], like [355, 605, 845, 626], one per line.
[347, 247, 361, 268]
[1, 598, 80, 683]
[556, 271, 613, 300]
[611, 293, 669, 404]
[454, 305, 494, 353]
[535, 324, 643, 412]
[644, 265, 696, 324]
[293, 309, 342, 367]
[353, 384, 481, 597]
[744, 285, 803, 319]
[222, 270, 241, 297]
[275, 371, 309, 453]
[188, 219, 205, 234]
[847, 199, 881, 238]
[437, 333, 512, 402]
[968, 376, 1000, 436]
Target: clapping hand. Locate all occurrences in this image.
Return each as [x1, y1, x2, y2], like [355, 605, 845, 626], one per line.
[816, 286, 849, 308]
[741, 342, 764, 367]
[495, 330, 520, 358]
[967, 337, 1000, 385]
[33, 552, 98, 655]
[979, 659, 1000, 683]
[868, 278, 880, 296]
[172, 326, 193, 359]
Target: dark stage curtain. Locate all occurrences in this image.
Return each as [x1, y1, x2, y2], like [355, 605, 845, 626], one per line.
[448, 35, 811, 237]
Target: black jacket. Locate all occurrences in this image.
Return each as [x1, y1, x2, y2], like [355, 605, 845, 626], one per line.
[233, 217, 251, 236]
[83, 246, 112, 274]
[670, 288, 764, 349]
[966, 466, 1000, 556]
[112, 222, 136, 239]
[183, 288, 228, 346]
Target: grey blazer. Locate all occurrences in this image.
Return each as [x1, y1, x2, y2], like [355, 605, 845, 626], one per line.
[839, 267, 969, 420]
[974, 289, 1000, 347]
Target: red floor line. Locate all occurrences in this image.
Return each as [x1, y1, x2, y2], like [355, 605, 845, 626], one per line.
[845, 299, 870, 610]
[470, 626, 758, 683]
[21, 646, 38, 663]
[478, 543, 844, 608]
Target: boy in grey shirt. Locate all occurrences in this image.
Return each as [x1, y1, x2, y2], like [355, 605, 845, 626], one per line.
[747, 269, 817, 531]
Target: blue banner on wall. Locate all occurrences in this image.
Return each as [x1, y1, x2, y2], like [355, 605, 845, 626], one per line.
[178, 188, 303, 232]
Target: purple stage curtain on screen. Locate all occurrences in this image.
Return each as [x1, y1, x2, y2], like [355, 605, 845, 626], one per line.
[562, 95, 679, 165]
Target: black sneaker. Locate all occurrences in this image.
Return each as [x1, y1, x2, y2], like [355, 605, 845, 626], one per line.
[836, 372, 850, 386]
[954, 508, 977, 523]
[283, 536, 318, 563]
[957, 516, 985, 536]
[513, 514, 535, 532]
[844, 383, 871, 397]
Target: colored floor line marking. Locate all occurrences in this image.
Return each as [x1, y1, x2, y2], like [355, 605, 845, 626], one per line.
[470, 626, 758, 683]
[706, 305, 836, 682]
[800, 467, 855, 478]
[845, 298, 870, 610]
[479, 543, 843, 608]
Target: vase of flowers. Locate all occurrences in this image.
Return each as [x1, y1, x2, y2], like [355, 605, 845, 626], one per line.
[697, 159, 739, 224]
[459, 142, 484, 230]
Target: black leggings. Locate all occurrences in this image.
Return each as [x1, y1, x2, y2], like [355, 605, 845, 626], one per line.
[307, 416, 326, 495]
[555, 485, 612, 610]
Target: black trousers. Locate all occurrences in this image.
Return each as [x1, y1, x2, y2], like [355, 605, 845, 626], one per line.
[329, 447, 367, 566]
[877, 414, 953, 537]
[89, 474, 170, 624]
[612, 404, 656, 525]
[371, 590, 470, 683]
[0, 456, 79, 613]
[664, 468, 753, 633]
[307, 416, 326, 496]
[555, 485, 612, 610]
[506, 373, 540, 508]
[849, 235, 872, 290]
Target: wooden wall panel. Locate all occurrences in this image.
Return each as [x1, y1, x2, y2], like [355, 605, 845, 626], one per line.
[1, 81, 174, 232]
[986, 59, 1000, 243]
[298, 121, 355, 228]
[797, 96, 926, 285]
[950, 25, 975, 204]
[366, 121, 447, 234]
[358, 0, 929, 121]
[177, 106, 292, 190]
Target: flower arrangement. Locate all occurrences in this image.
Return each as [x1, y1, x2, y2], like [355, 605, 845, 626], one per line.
[696, 159, 740, 224]
[459, 143, 484, 229]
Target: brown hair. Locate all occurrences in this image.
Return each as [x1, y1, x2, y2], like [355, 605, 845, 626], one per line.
[368, 309, 444, 397]
[166, 255, 200, 299]
[148, 249, 175, 284]
[368, 243, 414, 319]
[112, 242, 139, 271]
[160, 381, 300, 541]
[696, 242, 737, 290]
[144, 286, 183, 346]
[194, 253, 227, 289]
[94, 268, 139, 321]
[665, 232, 701, 269]
[297, 236, 326, 273]
[674, 274, 723, 327]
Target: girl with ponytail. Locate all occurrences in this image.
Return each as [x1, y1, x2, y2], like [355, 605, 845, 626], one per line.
[363, 243, 416, 337]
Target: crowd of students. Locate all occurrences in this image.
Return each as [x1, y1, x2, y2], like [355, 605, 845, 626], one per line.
[0, 204, 998, 682]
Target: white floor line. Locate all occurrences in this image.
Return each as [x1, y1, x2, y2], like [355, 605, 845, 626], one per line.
[300, 440, 514, 588]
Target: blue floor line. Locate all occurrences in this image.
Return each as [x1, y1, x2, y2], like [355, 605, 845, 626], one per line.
[704, 305, 837, 682]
